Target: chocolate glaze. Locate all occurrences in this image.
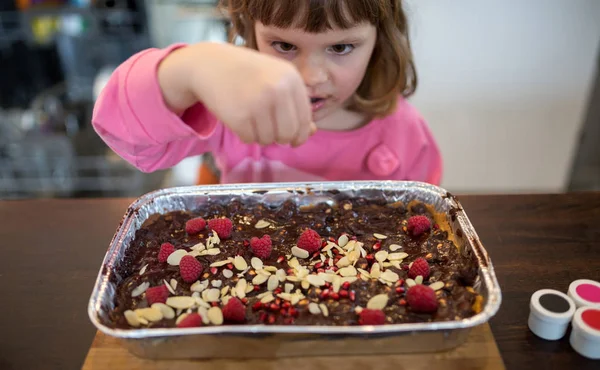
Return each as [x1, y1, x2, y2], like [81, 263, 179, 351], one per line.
[106, 196, 480, 329]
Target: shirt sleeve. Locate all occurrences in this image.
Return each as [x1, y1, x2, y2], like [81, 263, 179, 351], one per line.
[91, 43, 224, 172]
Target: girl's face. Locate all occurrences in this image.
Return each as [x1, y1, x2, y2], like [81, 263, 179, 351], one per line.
[255, 21, 377, 123]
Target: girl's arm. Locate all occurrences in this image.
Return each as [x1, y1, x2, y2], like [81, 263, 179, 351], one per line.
[93, 42, 315, 173]
[92, 44, 222, 172]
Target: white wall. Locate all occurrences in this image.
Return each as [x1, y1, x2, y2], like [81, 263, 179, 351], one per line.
[405, 0, 600, 193]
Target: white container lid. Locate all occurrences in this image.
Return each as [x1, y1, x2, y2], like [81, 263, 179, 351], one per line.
[530, 289, 576, 324]
[568, 279, 600, 309]
[570, 306, 600, 359]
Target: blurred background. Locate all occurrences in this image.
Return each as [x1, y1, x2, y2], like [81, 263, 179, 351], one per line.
[0, 0, 599, 199]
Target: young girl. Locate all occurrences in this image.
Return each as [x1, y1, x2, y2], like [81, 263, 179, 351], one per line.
[92, 0, 442, 185]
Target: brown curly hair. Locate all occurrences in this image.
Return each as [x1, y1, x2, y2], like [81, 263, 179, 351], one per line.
[219, 0, 418, 117]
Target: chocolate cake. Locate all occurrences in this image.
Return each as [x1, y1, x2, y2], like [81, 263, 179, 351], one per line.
[107, 195, 482, 329]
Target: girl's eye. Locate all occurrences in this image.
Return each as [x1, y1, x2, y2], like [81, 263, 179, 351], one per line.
[327, 44, 354, 55]
[272, 42, 297, 53]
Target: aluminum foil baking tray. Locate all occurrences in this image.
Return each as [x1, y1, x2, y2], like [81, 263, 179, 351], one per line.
[87, 181, 502, 359]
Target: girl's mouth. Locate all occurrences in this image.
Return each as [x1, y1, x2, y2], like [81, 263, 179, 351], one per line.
[310, 97, 326, 112]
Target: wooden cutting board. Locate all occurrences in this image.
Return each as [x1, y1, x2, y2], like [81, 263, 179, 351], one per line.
[82, 323, 505, 370]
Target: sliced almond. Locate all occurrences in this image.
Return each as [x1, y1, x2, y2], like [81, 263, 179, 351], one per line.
[210, 260, 230, 267]
[291, 246, 309, 259]
[124, 310, 141, 327]
[406, 278, 417, 288]
[389, 244, 402, 252]
[194, 297, 210, 309]
[285, 283, 294, 293]
[135, 307, 163, 322]
[318, 272, 335, 283]
[170, 279, 178, 291]
[175, 313, 189, 326]
[221, 295, 231, 305]
[152, 303, 175, 319]
[332, 275, 342, 293]
[338, 265, 357, 277]
[235, 278, 247, 299]
[233, 256, 248, 271]
[354, 306, 364, 314]
[166, 296, 195, 309]
[380, 270, 400, 283]
[252, 273, 269, 285]
[286, 276, 299, 282]
[337, 234, 349, 248]
[306, 274, 326, 287]
[373, 233, 388, 240]
[260, 293, 275, 303]
[190, 242, 206, 251]
[255, 219, 271, 229]
[370, 262, 381, 279]
[429, 281, 445, 291]
[267, 275, 280, 291]
[388, 252, 409, 261]
[258, 269, 272, 276]
[167, 249, 188, 266]
[200, 248, 221, 256]
[222, 269, 233, 279]
[383, 262, 393, 268]
[276, 269, 287, 282]
[319, 304, 329, 317]
[205, 288, 221, 302]
[301, 280, 310, 290]
[367, 294, 389, 310]
[336, 256, 351, 268]
[415, 275, 424, 285]
[357, 268, 371, 278]
[197, 307, 210, 324]
[390, 261, 402, 270]
[207, 306, 223, 325]
[375, 251, 388, 263]
[264, 266, 278, 272]
[212, 280, 223, 288]
[308, 302, 321, 315]
[139, 264, 148, 275]
[190, 280, 209, 293]
[163, 279, 176, 295]
[131, 282, 149, 298]
[251, 257, 264, 271]
[245, 283, 254, 293]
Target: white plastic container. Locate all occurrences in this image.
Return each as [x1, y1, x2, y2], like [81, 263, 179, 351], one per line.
[570, 306, 600, 359]
[529, 289, 576, 340]
[568, 279, 600, 309]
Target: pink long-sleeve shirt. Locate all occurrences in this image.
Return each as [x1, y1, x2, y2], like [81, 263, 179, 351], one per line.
[92, 44, 443, 185]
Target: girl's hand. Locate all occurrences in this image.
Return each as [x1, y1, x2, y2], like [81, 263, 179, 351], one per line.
[158, 42, 315, 147]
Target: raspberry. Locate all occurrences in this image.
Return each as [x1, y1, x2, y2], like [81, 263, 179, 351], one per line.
[185, 217, 206, 235]
[208, 218, 233, 239]
[297, 229, 321, 253]
[250, 235, 272, 259]
[158, 242, 175, 263]
[179, 255, 203, 283]
[222, 297, 246, 323]
[408, 257, 430, 279]
[177, 313, 203, 328]
[407, 215, 431, 236]
[406, 284, 438, 313]
[145, 285, 169, 305]
[358, 309, 386, 325]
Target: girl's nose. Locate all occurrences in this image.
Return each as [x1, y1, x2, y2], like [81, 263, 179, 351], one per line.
[297, 58, 328, 88]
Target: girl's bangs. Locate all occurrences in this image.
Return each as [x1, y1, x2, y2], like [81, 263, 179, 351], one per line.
[246, 0, 384, 32]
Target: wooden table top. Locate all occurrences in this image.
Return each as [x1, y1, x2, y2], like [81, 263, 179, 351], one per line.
[1, 193, 599, 370]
